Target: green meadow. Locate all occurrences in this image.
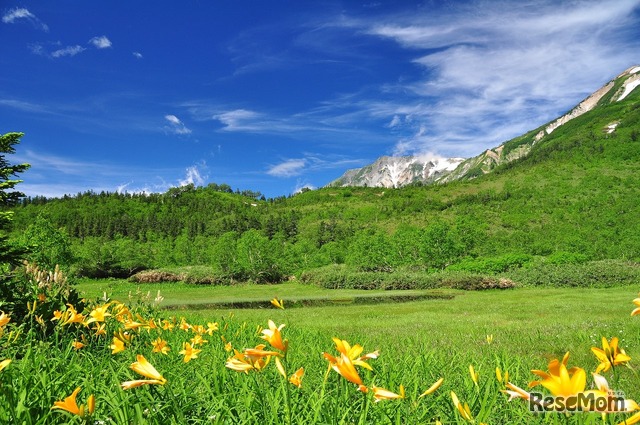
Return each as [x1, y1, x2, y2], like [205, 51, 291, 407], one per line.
[2, 275, 640, 424]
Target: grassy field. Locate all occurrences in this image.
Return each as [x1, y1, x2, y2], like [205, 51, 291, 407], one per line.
[3, 281, 640, 423]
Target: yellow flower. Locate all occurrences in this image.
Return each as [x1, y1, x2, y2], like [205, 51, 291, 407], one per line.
[503, 382, 531, 401]
[225, 348, 272, 373]
[225, 356, 255, 373]
[206, 322, 219, 335]
[179, 342, 202, 363]
[122, 354, 166, 389]
[0, 359, 11, 372]
[323, 351, 367, 392]
[419, 377, 444, 398]
[190, 334, 208, 346]
[632, 294, 640, 316]
[270, 298, 285, 310]
[529, 353, 586, 399]
[275, 357, 287, 378]
[619, 412, 640, 425]
[85, 303, 112, 325]
[72, 340, 85, 350]
[330, 338, 379, 370]
[61, 304, 85, 326]
[496, 367, 509, 384]
[289, 367, 304, 388]
[162, 319, 175, 331]
[323, 338, 379, 392]
[451, 391, 474, 422]
[151, 338, 170, 355]
[486, 334, 494, 344]
[124, 320, 145, 331]
[591, 337, 631, 373]
[110, 336, 126, 354]
[51, 387, 95, 417]
[112, 302, 132, 322]
[244, 345, 282, 359]
[192, 324, 206, 334]
[260, 320, 288, 352]
[0, 311, 10, 327]
[179, 318, 191, 331]
[469, 365, 479, 386]
[372, 385, 405, 402]
[92, 323, 106, 336]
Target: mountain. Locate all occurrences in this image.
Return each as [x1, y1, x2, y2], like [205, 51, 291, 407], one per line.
[329, 65, 640, 188]
[328, 155, 464, 188]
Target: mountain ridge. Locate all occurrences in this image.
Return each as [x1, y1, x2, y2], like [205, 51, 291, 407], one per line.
[329, 65, 640, 188]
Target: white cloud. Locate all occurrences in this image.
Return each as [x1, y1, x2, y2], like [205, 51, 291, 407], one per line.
[293, 181, 316, 194]
[267, 159, 307, 177]
[89, 35, 112, 49]
[213, 109, 261, 130]
[51, 45, 86, 58]
[179, 165, 206, 186]
[133, 51, 143, 59]
[354, 0, 640, 156]
[2, 7, 48, 31]
[164, 114, 192, 135]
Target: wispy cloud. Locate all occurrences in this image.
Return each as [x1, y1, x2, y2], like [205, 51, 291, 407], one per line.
[2, 7, 48, 31]
[213, 109, 262, 131]
[133, 51, 143, 59]
[51, 45, 86, 58]
[164, 114, 192, 135]
[89, 35, 112, 49]
[267, 154, 365, 178]
[267, 159, 307, 177]
[0, 98, 53, 114]
[352, 0, 640, 156]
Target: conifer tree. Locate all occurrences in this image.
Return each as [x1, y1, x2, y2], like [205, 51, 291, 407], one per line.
[0, 132, 30, 266]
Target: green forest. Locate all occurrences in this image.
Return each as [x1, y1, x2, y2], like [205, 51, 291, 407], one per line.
[3, 82, 640, 290]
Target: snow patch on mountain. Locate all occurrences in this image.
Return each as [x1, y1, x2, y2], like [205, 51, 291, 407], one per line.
[328, 155, 464, 188]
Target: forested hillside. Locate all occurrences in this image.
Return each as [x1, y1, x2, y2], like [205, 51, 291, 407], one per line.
[7, 83, 640, 284]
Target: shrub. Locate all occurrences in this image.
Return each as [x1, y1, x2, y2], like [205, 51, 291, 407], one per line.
[546, 251, 589, 265]
[299, 265, 516, 291]
[447, 253, 533, 274]
[505, 259, 640, 287]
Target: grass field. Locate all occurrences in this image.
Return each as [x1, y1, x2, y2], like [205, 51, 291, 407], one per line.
[3, 281, 640, 423]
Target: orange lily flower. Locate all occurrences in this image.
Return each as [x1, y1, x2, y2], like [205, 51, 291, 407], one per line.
[151, 338, 170, 355]
[419, 377, 444, 398]
[260, 320, 288, 352]
[270, 298, 285, 310]
[0, 311, 10, 327]
[372, 385, 405, 402]
[51, 387, 95, 417]
[591, 337, 631, 373]
[179, 342, 202, 363]
[289, 367, 304, 388]
[0, 359, 11, 372]
[323, 351, 368, 392]
[451, 391, 474, 422]
[206, 322, 219, 335]
[122, 354, 166, 389]
[85, 302, 112, 325]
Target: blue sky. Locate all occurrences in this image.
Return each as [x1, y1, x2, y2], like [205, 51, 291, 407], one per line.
[2, 1, 640, 198]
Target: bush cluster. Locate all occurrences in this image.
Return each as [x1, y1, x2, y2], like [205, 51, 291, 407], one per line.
[505, 259, 640, 287]
[299, 265, 515, 291]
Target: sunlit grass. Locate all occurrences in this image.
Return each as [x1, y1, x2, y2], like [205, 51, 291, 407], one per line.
[2, 283, 640, 423]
